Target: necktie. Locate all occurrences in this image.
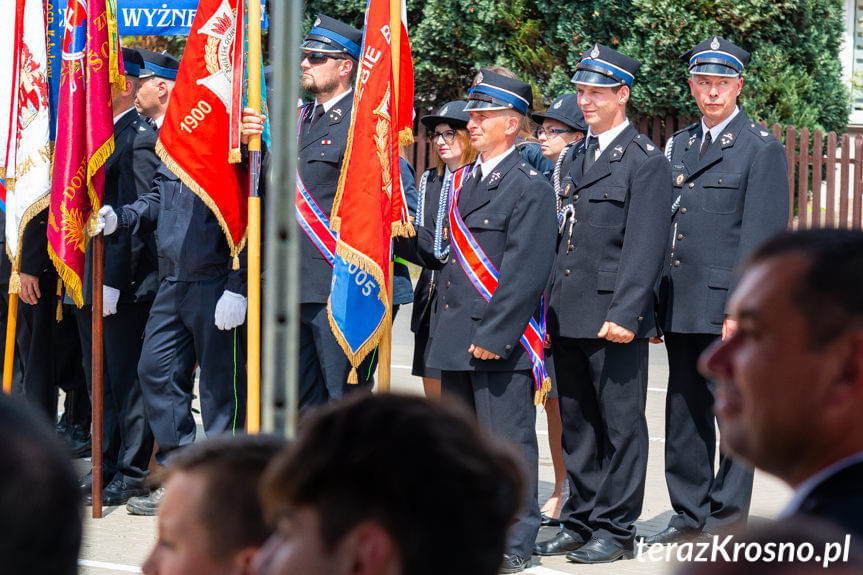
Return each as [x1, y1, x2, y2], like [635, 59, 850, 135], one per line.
[583, 137, 599, 173]
[700, 130, 712, 159]
[308, 105, 325, 132]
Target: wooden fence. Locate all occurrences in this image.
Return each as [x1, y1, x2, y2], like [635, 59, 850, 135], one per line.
[406, 115, 863, 232]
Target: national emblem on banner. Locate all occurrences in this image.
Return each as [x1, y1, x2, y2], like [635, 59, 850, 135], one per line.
[326, 0, 415, 383]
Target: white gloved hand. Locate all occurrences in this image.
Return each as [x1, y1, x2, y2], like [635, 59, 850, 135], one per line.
[91, 205, 118, 236]
[214, 290, 247, 330]
[103, 285, 120, 317]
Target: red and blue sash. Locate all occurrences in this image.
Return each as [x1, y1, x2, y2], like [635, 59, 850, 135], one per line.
[448, 166, 552, 405]
[295, 105, 337, 265]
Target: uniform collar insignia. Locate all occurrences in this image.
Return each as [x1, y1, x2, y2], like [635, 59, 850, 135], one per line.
[488, 171, 501, 185]
[687, 134, 698, 148]
[720, 132, 734, 146]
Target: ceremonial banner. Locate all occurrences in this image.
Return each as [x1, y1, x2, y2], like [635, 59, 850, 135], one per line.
[156, 0, 248, 265]
[2, 0, 53, 289]
[327, 0, 415, 382]
[48, 0, 121, 306]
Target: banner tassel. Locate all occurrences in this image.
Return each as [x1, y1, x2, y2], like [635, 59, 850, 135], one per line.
[534, 376, 552, 406]
[8, 272, 20, 295]
[348, 367, 358, 384]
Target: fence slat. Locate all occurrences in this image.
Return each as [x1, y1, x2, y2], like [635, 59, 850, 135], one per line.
[785, 125, 796, 227]
[826, 132, 837, 227]
[855, 136, 863, 229]
[840, 134, 850, 229]
[797, 127, 809, 230]
[812, 129, 823, 229]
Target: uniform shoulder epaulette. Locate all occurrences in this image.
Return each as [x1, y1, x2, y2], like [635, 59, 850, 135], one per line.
[746, 121, 775, 141]
[670, 122, 699, 140]
[517, 161, 541, 177]
[633, 133, 660, 154]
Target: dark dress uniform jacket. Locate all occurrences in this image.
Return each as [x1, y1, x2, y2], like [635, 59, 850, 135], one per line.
[793, 459, 863, 543]
[658, 112, 789, 334]
[549, 123, 672, 339]
[418, 151, 557, 372]
[297, 91, 353, 304]
[81, 111, 160, 305]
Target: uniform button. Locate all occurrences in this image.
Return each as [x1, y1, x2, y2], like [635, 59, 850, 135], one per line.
[604, 193, 608, 198]
[505, 344, 512, 350]
[688, 182, 694, 189]
[681, 208, 687, 214]
[445, 281, 451, 288]
[718, 178, 723, 184]
[677, 233, 684, 241]
[320, 152, 325, 157]
[443, 304, 449, 310]
[483, 219, 489, 225]
[564, 269, 571, 276]
[673, 260, 680, 267]
[574, 193, 579, 200]
[450, 259, 455, 266]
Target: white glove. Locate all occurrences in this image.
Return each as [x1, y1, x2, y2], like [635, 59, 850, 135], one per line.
[214, 290, 247, 330]
[102, 285, 120, 317]
[90, 205, 118, 236]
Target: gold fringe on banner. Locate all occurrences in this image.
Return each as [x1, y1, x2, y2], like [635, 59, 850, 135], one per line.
[156, 141, 248, 264]
[86, 138, 115, 212]
[398, 128, 414, 147]
[105, 0, 125, 90]
[10, 194, 51, 275]
[533, 376, 552, 406]
[48, 244, 83, 308]
[228, 149, 242, 164]
[8, 272, 20, 296]
[55, 280, 63, 322]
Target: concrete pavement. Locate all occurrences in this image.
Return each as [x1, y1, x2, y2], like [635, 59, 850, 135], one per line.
[75, 304, 792, 575]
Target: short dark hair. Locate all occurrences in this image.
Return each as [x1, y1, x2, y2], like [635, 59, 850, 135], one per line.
[261, 394, 524, 575]
[160, 434, 286, 558]
[0, 395, 81, 575]
[747, 229, 863, 347]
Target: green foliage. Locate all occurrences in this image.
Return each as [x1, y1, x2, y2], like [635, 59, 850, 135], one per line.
[295, 0, 849, 131]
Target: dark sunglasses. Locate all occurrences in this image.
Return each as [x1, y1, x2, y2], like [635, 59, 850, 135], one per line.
[429, 129, 458, 143]
[303, 52, 346, 65]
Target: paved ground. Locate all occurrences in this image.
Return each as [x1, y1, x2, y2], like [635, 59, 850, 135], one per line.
[74, 305, 792, 575]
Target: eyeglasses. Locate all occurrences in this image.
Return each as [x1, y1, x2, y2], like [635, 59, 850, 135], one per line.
[536, 127, 574, 138]
[430, 129, 458, 143]
[303, 52, 346, 65]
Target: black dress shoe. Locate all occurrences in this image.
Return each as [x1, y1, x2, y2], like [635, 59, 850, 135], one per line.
[499, 553, 529, 574]
[533, 531, 585, 556]
[540, 513, 562, 526]
[640, 525, 699, 546]
[85, 478, 149, 506]
[126, 487, 165, 516]
[566, 536, 632, 564]
[66, 424, 92, 459]
[78, 472, 112, 496]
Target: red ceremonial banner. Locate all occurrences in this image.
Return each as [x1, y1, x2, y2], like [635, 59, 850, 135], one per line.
[156, 0, 248, 264]
[326, 0, 415, 377]
[47, 0, 120, 306]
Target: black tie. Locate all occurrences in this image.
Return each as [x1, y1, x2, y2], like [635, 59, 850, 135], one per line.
[583, 137, 599, 173]
[308, 105, 325, 132]
[700, 131, 712, 159]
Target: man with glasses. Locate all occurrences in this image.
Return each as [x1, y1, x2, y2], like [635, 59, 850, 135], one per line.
[295, 15, 367, 407]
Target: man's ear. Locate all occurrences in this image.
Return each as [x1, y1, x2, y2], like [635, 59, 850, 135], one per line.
[341, 521, 399, 575]
[617, 85, 630, 104]
[233, 546, 262, 575]
[504, 114, 521, 137]
[340, 59, 354, 80]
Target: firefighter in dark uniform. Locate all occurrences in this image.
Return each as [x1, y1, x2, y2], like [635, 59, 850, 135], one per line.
[295, 15, 368, 407]
[535, 44, 672, 563]
[134, 48, 179, 131]
[77, 49, 160, 506]
[414, 70, 557, 573]
[643, 37, 790, 545]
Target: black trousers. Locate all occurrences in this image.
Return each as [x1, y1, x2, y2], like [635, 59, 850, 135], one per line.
[14, 272, 86, 422]
[298, 302, 373, 409]
[554, 337, 649, 549]
[664, 332, 753, 532]
[138, 277, 245, 465]
[76, 303, 154, 487]
[442, 369, 539, 559]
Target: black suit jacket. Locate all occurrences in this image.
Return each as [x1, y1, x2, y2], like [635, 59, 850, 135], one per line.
[417, 150, 557, 372]
[793, 459, 863, 542]
[658, 112, 789, 334]
[81, 110, 160, 305]
[297, 92, 353, 304]
[548, 122, 672, 339]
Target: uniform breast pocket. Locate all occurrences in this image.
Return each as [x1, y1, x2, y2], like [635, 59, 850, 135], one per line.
[701, 173, 741, 214]
[587, 186, 627, 228]
[466, 212, 508, 261]
[309, 145, 342, 166]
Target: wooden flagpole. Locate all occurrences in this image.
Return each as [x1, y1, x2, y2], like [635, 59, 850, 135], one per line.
[246, 0, 263, 433]
[92, 234, 104, 518]
[3, 285, 18, 394]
